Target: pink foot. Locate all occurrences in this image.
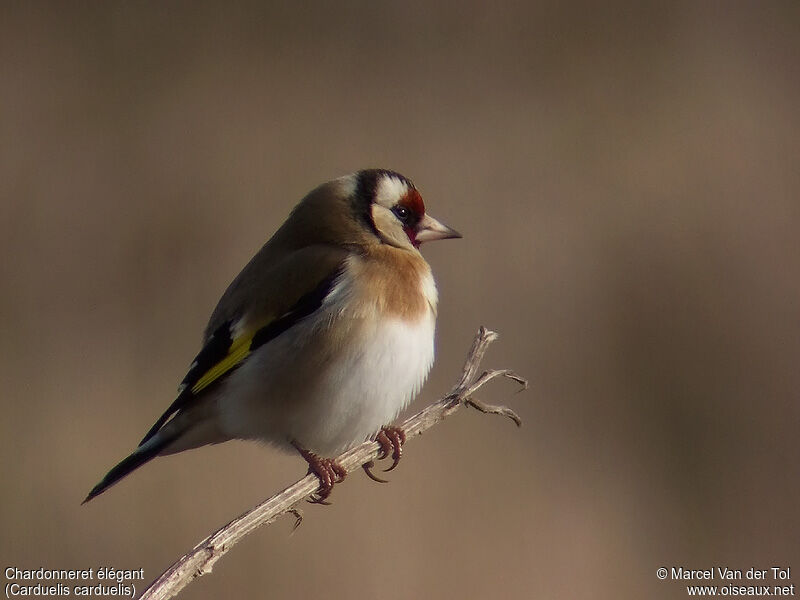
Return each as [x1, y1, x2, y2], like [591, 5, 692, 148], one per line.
[362, 426, 407, 483]
[292, 441, 347, 504]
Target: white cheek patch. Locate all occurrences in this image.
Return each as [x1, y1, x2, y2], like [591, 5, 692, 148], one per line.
[370, 204, 413, 249]
[374, 175, 409, 208]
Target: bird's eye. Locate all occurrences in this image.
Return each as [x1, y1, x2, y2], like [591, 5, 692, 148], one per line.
[392, 205, 412, 225]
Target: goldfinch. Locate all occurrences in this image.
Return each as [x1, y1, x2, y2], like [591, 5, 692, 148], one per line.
[85, 169, 460, 504]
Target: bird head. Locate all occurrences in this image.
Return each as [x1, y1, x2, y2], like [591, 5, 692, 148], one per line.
[362, 169, 461, 250]
[274, 169, 461, 253]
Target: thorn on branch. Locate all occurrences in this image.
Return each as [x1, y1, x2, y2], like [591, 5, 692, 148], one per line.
[464, 397, 523, 427]
[288, 508, 303, 532]
[458, 368, 527, 427]
[462, 369, 528, 397]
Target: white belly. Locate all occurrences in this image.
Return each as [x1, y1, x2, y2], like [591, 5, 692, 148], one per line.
[217, 311, 436, 455]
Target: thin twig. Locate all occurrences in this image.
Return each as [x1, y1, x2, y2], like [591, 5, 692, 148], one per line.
[139, 326, 526, 600]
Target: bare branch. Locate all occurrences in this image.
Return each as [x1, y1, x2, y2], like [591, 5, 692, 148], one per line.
[139, 326, 527, 600]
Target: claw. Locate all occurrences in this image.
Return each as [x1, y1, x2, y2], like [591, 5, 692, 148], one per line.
[362, 460, 389, 483]
[330, 460, 347, 482]
[375, 429, 394, 460]
[292, 441, 346, 504]
[308, 495, 331, 505]
[365, 426, 407, 478]
[382, 426, 405, 472]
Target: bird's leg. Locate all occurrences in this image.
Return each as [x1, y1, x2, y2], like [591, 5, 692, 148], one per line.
[362, 425, 407, 482]
[291, 441, 347, 505]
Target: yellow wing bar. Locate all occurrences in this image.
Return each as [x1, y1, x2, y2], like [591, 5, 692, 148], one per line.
[189, 333, 254, 394]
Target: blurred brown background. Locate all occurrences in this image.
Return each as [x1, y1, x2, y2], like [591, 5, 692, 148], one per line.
[1, 2, 798, 599]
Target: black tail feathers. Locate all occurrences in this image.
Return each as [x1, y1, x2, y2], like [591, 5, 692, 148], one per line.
[82, 437, 170, 504]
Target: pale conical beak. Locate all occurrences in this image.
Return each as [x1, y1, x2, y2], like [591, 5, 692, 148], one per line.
[414, 214, 462, 244]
